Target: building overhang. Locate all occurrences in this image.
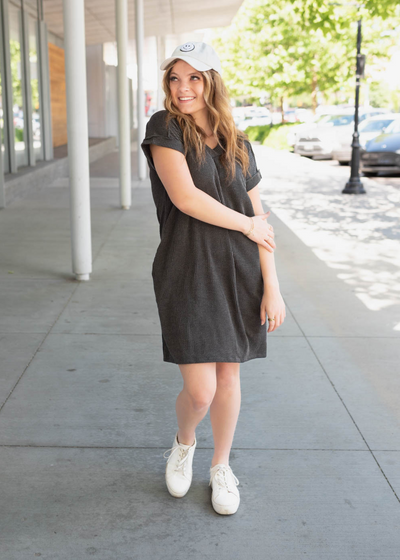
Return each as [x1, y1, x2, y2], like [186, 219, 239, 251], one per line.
[42, 0, 243, 44]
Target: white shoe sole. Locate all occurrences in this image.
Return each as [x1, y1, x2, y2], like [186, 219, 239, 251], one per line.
[211, 495, 240, 515]
[166, 478, 191, 498]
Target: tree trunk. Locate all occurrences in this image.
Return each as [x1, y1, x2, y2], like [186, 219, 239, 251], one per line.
[280, 96, 284, 123]
[311, 72, 318, 114]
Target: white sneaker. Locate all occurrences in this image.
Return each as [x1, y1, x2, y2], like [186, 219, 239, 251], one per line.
[209, 463, 240, 515]
[163, 431, 197, 498]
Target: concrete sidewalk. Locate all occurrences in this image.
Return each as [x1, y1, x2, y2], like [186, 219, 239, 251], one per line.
[1, 143, 399, 559]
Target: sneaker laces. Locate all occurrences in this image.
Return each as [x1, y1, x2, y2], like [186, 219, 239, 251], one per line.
[163, 443, 192, 475]
[209, 464, 239, 492]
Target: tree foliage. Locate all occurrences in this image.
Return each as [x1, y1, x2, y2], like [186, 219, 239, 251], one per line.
[288, 0, 400, 28]
[210, 0, 400, 108]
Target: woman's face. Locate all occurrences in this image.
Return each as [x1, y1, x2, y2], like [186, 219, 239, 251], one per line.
[169, 59, 207, 118]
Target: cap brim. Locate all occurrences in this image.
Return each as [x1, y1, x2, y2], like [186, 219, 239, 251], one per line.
[160, 55, 212, 72]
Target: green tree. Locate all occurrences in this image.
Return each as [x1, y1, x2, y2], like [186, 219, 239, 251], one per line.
[288, 0, 400, 29]
[211, 0, 400, 114]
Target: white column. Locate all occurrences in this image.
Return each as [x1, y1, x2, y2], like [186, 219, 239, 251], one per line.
[0, 128, 4, 209]
[135, 0, 146, 180]
[157, 35, 166, 111]
[116, 0, 131, 209]
[62, 0, 92, 281]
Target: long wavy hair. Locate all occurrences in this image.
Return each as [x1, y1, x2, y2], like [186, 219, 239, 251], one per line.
[161, 58, 250, 184]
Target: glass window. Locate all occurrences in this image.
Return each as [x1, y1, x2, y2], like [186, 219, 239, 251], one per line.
[0, 56, 9, 173]
[359, 119, 396, 133]
[324, 114, 354, 126]
[9, 2, 28, 167]
[385, 119, 400, 134]
[316, 115, 332, 124]
[29, 16, 43, 161]
[20, 0, 38, 18]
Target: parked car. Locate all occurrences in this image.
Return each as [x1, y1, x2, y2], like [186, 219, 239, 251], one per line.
[293, 108, 314, 123]
[233, 106, 272, 129]
[238, 113, 272, 130]
[360, 118, 400, 176]
[283, 109, 298, 123]
[232, 107, 248, 126]
[287, 106, 358, 147]
[281, 107, 312, 123]
[332, 114, 398, 164]
[287, 113, 335, 147]
[271, 111, 284, 124]
[294, 108, 389, 160]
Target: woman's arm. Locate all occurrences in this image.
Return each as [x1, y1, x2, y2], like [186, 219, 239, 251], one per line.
[247, 184, 280, 288]
[150, 144, 275, 252]
[247, 184, 286, 332]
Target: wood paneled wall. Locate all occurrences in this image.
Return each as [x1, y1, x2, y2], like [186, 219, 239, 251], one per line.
[48, 42, 68, 148]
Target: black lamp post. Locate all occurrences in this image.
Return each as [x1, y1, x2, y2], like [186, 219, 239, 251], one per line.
[343, 18, 366, 194]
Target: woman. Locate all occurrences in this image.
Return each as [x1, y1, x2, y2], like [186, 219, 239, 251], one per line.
[141, 41, 285, 515]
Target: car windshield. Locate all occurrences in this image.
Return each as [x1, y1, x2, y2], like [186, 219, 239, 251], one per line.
[384, 119, 400, 134]
[315, 114, 332, 124]
[359, 119, 395, 132]
[324, 114, 354, 126]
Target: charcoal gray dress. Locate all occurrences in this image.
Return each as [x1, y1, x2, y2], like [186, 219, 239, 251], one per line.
[141, 109, 267, 364]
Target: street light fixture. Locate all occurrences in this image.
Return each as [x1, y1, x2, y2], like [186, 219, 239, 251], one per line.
[343, 18, 367, 194]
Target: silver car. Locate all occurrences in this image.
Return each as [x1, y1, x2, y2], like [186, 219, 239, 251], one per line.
[332, 114, 398, 164]
[294, 109, 389, 160]
[287, 113, 334, 147]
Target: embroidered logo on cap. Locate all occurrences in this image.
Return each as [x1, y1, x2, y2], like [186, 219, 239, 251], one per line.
[180, 42, 195, 52]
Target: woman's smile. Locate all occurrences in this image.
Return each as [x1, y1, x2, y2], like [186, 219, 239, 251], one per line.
[169, 60, 207, 117]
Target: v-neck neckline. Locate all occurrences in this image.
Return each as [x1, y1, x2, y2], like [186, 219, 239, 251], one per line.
[205, 140, 224, 156]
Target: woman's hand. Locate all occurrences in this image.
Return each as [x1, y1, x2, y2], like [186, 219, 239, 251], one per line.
[260, 285, 286, 332]
[246, 211, 275, 252]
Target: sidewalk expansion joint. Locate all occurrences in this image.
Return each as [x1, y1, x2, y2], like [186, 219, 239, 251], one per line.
[284, 298, 400, 506]
[0, 445, 384, 451]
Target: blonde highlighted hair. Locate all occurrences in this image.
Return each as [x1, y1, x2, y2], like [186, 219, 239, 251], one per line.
[161, 58, 250, 184]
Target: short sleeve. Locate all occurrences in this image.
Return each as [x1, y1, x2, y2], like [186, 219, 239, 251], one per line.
[244, 140, 262, 192]
[141, 110, 186, 171]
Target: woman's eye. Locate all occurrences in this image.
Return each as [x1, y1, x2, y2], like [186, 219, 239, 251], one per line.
[170, 76, 200, 81]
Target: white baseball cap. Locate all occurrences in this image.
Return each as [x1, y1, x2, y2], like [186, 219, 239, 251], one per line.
[160, 41, 222, 75]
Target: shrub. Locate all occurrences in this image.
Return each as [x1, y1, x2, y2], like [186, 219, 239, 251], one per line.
[245, 123, 297, 151]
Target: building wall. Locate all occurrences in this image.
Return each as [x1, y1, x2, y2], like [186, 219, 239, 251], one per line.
[48, 42, 67, 147]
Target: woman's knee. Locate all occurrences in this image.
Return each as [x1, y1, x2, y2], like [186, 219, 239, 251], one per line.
[186, 386, 216, 411]
[216, 363, 240, 391]
[179, 363, 217, 411]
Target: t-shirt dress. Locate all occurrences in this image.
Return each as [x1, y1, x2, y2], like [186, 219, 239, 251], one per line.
[141, 109, 267, 364]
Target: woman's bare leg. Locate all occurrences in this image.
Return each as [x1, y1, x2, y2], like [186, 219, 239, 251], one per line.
[209, 362, 241, 467]
[176, 362, 217, 446]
